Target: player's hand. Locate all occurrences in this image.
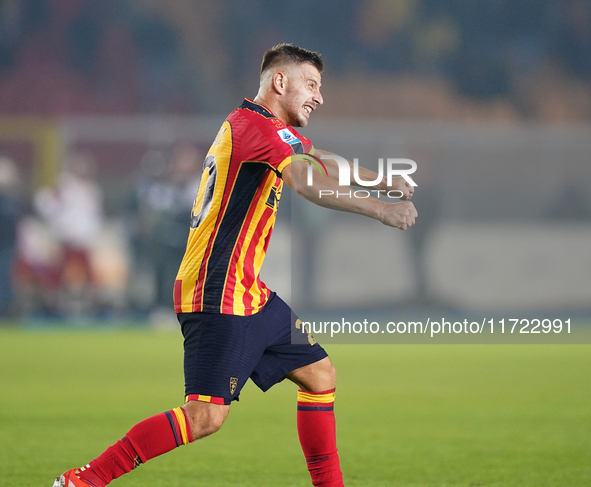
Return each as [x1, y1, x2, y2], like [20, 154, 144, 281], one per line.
[378, 201, 418, 230]
[389, 176, 414, 200]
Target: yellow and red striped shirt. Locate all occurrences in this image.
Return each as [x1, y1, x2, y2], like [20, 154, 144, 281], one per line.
[174, 98, 313, 316]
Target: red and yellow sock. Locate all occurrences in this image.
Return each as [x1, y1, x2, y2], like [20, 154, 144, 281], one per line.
[297, 388, 344, 487]
[77, 407, 193, 487]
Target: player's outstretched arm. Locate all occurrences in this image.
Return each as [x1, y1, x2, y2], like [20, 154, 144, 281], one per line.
[283, 158, 418, 230]
[315, 149, 414, 200]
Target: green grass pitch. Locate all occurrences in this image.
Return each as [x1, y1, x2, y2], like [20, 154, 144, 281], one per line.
[1, 328, 590, 486]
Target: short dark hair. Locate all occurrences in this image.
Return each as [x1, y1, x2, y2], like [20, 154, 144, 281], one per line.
[260, 43, 324, 75]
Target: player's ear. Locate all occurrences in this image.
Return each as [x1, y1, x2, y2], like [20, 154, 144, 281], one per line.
[272, 71, 286, 94]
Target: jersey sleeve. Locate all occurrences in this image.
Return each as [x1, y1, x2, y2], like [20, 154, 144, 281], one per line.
[241, 118, 314, 177]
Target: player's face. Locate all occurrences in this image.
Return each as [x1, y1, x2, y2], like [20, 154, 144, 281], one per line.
[283, 63, 323, 127]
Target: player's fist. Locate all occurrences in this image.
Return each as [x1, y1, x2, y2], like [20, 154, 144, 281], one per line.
[379, 201, 418, 230]
[388, 176, 414, 200]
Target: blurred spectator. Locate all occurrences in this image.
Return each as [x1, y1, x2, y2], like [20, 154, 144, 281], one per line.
[126, 148, 168, 312]
[13, 212, 62, 317]
[0, 157, 22, 317]
[152, 143, 201, 314]
[34, 152, 104, 314]
[128, 143, 202, 320]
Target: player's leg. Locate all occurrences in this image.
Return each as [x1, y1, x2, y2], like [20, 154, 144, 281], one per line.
[53, 310, 256, 487]
[54, 401, 229, 487]
[248, 294, 344, 487]
[286, 357, 343, 487]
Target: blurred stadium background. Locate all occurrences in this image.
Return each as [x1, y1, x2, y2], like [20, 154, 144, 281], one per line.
[0, 0, 590, 325]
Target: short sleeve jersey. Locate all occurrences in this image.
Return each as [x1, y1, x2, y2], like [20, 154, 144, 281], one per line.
[174, 98, 314, 316]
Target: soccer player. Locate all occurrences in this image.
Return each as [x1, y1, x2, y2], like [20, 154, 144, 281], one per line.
[53, 44, 417, 487]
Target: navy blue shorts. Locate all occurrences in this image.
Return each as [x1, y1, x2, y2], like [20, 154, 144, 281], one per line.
[178, 293, 327, 405]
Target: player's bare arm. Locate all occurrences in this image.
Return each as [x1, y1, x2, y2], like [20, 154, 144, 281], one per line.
[314, 149, 414, 200]
[283, 160, 418, 230]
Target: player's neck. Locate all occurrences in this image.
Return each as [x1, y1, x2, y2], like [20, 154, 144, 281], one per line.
[253, 94, 289, 126]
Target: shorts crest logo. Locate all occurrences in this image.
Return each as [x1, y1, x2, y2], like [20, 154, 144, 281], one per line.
[295, 319, 317, 346]
[229, 376, 238, 395]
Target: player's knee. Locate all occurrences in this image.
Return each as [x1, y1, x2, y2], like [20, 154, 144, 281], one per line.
[314, 358, 337, 390]
[183, 402, 229, 440]
[187, 411, 226, 438]
[294, 357, 337, 392]
[195, 417, 224, 437]
[206, 413, 226, 435]
[324, 360, 337, 389]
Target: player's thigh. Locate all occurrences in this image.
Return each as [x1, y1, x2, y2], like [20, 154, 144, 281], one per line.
[249, 294, 329, 392]
[179, 312, 268, 404]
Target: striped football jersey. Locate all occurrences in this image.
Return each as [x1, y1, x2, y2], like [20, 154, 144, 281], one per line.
[174, 98, 314, 315]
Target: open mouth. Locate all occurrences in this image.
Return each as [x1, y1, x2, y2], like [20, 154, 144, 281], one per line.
[303, 105, 313, 115]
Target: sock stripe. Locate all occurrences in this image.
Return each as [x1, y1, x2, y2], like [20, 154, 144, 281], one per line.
[172, 407, 190, 445]
[297, 401, 333, 406]
[180, 408, 195, 443]
[297, 390, 336, 404]
[163, 411, 181, 447]
[297, 405, 335, 411]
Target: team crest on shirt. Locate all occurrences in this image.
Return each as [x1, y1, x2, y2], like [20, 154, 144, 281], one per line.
[277, 128, 301, 146]
[229, 376, 238, 395]
[265, 185, 281, 210]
